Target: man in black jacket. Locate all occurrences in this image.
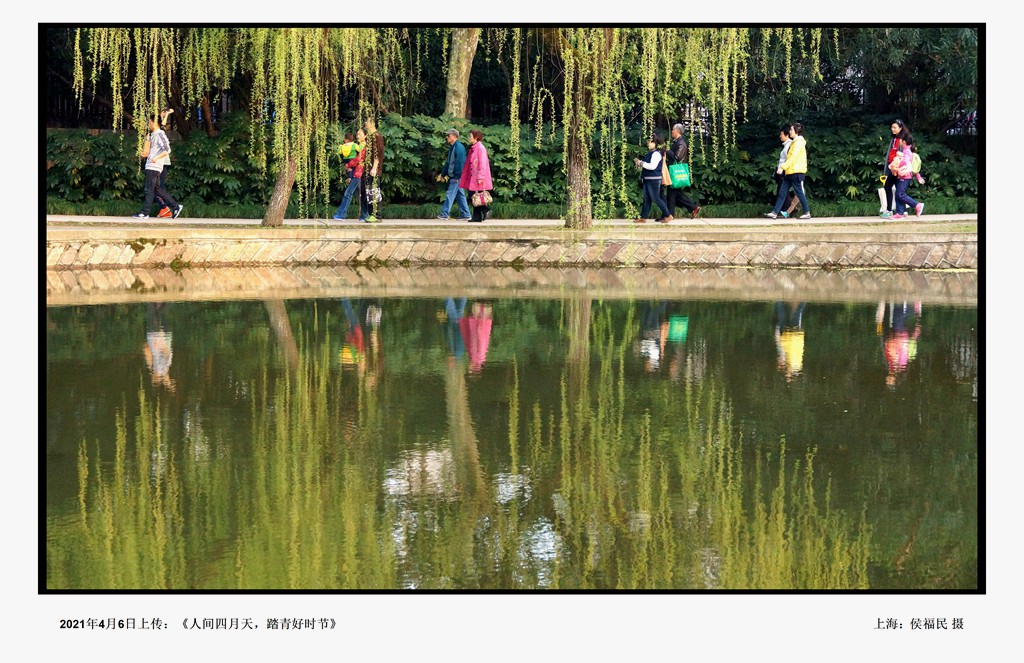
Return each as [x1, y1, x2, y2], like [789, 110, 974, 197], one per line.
[664, 123, 700, 219]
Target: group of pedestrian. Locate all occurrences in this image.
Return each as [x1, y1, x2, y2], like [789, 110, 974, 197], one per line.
[435, 128, 493, 222]
[632, 124, 701, 224]
[328, 118, 389, 222]
[130, 114, 927, 225]
[764, 122, 811, 220]
[334, 122, 493, 223]
[880, 119, 926, 219]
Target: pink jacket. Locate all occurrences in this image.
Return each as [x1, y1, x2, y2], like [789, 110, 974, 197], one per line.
[459, 314, 492, 373]
[893, 145, 915, 180]
[459, 141, 493, 192]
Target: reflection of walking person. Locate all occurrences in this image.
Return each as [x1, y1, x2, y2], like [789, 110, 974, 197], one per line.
[443, 297, 467, 361]
[876, 301, 922, 387]
[459, 302, 493, 373]
[774, 302, 806, 381]
[340, 298, 366, 368]
[638, 301, 668, 372]
[143, 303, 175, 391]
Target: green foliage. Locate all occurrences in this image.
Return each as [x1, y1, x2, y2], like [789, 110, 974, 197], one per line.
[46, 113, 275, 207]
[689, 119, 978, 206]
[46, 130, 139, 203]
[47, 111, 978, 216]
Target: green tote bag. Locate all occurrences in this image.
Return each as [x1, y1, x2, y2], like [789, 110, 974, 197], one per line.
[668, 162, 691, 188]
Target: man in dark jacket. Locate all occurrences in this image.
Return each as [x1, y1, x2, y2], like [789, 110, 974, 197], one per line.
[664, 123, 700, 219]
[437, 128, 471, 220]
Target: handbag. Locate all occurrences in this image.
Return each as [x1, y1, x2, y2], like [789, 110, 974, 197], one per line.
[471, 190, 492, 207]
[661, 158, 672, 186]
[668, 162, 691, 188]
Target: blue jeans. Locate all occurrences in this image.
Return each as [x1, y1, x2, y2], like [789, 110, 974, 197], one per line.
[894, 179, 918, 215]
[641, 178, 671, 218]
[440, 178, 470, 219]
[334, 176, 360, 219]
[772, 173, 809, 215]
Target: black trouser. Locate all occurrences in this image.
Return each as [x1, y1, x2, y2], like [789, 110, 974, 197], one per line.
[641, 178, 671, 218]
[140, 169, 177, 215]
[471, 204, 489, 221]
[156, 166, 171, 208]
[883, 171, 897, 211]
[664, 185, 697, 215]
[361, 174, 379, 218]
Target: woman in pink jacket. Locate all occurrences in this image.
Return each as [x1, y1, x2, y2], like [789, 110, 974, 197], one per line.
[459, 129, 493, 222]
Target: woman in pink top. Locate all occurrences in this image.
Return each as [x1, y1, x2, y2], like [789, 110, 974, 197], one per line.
[459, 129, 493, 222]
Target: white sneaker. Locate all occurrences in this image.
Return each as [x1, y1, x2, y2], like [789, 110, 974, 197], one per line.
[763, 212, 778, 219]
[798, 212, 812, 219]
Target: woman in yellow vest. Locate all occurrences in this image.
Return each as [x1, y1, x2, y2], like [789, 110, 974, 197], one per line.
[765, 122, 811, 220]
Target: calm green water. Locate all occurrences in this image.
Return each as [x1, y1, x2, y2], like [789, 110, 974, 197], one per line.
[45, 295, 977, 590]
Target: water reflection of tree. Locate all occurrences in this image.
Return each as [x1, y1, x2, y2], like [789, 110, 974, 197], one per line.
[50, 300, 892, 590]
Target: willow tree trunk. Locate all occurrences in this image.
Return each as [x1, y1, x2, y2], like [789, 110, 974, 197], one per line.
[566, 296, 592, 402]
[564, 126, 593, 229]
[262, 156, 298, 227]
[444, 28, 481, 119]
[200, 96, 218, 137]
[264, 299, 300, 377]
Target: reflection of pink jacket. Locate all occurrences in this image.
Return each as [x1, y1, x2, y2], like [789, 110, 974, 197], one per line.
[459, 314, 493, 373]
[459, 142, 493, 192]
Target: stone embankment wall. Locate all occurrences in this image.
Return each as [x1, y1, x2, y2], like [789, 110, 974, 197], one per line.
[45, 226, 978, 270]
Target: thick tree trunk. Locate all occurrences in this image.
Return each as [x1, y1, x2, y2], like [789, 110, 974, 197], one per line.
[444, 28, 481, 120]
[262, 156, 298, 227]
[264, 299, 300, 377]
[566, 296, 592, 399]
[200, 96, 218, 138]
[564, 125, 593, 229]
[445, 360, 487, 501]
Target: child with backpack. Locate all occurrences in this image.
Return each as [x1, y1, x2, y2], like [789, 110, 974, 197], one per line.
[889, 132, 924, 219]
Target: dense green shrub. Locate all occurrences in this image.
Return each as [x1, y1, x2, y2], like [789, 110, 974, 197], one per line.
[47, 111, 978, 217]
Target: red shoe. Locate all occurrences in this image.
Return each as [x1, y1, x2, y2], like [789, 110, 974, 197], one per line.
[691, 206, 701, 219]
[157, 206, 173, 218]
